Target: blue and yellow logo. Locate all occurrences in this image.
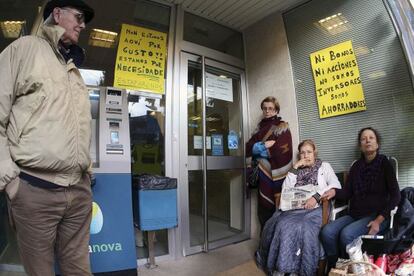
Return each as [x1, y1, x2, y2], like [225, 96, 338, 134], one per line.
[90, 202, 103, 234]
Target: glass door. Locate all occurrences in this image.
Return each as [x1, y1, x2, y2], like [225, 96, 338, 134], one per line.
[179, 52, 249, 255]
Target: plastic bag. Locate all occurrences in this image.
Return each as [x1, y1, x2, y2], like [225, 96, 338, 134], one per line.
[135, 174, 177, 190]
[346, 237, 366, 274]
[395, 263, 414, 276]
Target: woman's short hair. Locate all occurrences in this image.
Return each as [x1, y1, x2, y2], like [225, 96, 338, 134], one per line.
[260, 96, 280, 113]
[358, 127, 381, 148]
[298, 139, 318, 156]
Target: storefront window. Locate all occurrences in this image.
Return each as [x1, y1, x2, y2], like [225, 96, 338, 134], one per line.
[184, 12, 244, 59]
[0, 0, 172, 268]
[79, 0, 171, 260]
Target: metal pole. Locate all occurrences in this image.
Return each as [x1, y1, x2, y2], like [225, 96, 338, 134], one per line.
[31, 1, 48, 35]
[201, 56, 209, 252]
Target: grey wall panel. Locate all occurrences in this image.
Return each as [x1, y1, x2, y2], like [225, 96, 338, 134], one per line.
[284, 0, 414, 188]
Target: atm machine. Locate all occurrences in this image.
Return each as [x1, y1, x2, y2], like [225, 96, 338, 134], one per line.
[88, 87, 137, 274]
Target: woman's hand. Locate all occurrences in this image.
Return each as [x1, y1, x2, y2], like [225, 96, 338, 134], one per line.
[367, 220, 380, 235]
[321, 188, 336, 200]
[293, 159, 307, 169]
[264, 140, 275, 148]
[304, 197, 317, 209]
[367, 215, 385, 235]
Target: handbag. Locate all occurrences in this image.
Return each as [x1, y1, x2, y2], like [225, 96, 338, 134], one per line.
[247, 159, 260, 188]
[247, 125, 277, 189]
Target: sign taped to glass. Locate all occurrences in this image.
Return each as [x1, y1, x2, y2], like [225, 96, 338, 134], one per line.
[114, 24, 167, 94]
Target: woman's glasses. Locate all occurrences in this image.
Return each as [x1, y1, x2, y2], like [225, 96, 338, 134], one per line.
[262, 107, 275, 111]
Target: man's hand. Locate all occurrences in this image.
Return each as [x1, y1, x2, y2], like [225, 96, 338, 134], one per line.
[89, 173, 96, 187]
[304, 197, 317, 209]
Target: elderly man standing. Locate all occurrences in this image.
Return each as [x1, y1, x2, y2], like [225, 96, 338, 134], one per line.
[0, 0, 95, 275]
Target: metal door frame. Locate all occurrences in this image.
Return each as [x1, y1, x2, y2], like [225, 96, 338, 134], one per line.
[178, 51, 250, 256]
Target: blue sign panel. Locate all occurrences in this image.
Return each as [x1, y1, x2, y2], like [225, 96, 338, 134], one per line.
[89, 173, 137, 273]
[228, 131, 239, 150]
[212, 134, 224, 156]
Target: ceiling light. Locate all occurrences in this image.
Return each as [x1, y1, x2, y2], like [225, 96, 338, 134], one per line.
[88, 28, 118, 48]
[354, 46, 370, 56]
[0, 21, 26, 38]
[368, 71, 387, 79]
[316, 13, 350, 35]
[206, 117, 220, 122]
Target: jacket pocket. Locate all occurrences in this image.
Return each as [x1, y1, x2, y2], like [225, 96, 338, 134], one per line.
[17, 94, 47, 143]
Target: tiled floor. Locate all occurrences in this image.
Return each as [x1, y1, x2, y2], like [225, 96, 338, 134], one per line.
[0, 272, 26, 276]
[0, 237, 262, 276]
[138, 238, 262, 276]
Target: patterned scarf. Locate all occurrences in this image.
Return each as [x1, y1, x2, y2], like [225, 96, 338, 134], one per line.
[353, 154, 385, 198]
[295, 159, 322, 187]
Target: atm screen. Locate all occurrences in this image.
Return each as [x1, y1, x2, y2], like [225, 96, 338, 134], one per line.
[110, 131, 119, 144]
[108, 89, 122, 96]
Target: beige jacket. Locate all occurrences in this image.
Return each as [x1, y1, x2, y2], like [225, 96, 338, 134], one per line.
[0, 24, 91, 191]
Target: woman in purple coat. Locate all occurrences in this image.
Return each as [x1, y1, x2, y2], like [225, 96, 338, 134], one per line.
[246, 96, 293, 228]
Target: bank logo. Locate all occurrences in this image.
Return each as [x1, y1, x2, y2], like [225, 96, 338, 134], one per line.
[90, 202, 104, 234]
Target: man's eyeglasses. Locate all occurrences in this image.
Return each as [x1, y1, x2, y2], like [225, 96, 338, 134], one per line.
[61, 8, 85, 24]
[262, 107, 275, 111]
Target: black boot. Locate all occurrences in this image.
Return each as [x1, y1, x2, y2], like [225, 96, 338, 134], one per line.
[326, 255, 338, 272]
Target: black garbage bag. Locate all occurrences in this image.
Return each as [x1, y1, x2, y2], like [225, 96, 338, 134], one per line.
[134, 174, 177, 190]
[362, 187, 414, 255]
[391, 187, 414, 252]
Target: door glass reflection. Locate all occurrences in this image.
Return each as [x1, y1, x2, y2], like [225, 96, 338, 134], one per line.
[128, 92, 168, 259]
[205, 67, 243, 157]
[186, 60, 245, 249]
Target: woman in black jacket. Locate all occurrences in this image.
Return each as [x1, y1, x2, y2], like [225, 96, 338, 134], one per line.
[320, 127, 401, 269]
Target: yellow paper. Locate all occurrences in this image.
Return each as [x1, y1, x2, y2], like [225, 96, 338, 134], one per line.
[310, 41, 366, 118]
[114, 24, 167, 94]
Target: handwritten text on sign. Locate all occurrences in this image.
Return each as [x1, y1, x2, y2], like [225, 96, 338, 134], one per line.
[114, 24, 167, 94]
[310, 40, 366, 118]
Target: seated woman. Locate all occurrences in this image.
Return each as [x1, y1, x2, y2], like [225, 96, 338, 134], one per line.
[256, 139, 341, 276]
[320, 127, 401, 269]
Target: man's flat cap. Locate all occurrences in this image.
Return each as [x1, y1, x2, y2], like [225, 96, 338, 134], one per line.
[43, 0, 94, 23]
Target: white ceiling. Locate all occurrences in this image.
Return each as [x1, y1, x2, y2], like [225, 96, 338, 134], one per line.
[160, 0, 306, 31]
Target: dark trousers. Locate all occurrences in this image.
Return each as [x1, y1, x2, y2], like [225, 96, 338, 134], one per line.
[258, 203, 275, 231]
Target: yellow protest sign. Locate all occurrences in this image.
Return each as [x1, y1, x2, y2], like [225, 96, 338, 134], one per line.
[114, 24, 167, 94]
[310, 40, 366, 118]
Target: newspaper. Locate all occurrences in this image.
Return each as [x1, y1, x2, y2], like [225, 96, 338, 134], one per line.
[280, 184, 317, 211]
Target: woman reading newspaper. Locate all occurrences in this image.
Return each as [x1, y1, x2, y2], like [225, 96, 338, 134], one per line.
[256, 139, 341, 276]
